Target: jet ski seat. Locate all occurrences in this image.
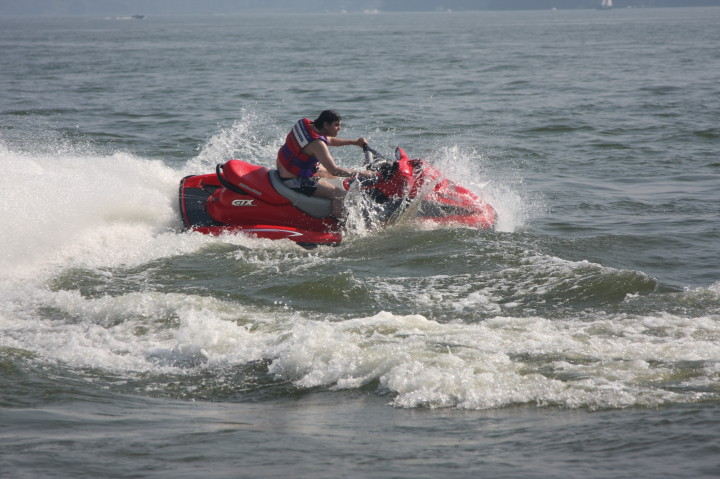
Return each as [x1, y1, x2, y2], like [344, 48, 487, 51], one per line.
[268, 170, 335, 219]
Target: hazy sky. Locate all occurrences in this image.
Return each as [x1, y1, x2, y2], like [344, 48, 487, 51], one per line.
[1, 0, 719, 16]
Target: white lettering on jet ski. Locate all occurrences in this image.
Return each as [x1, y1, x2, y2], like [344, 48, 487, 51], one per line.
[231, 199, 256, 207]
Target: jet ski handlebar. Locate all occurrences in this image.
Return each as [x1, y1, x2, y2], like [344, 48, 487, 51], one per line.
[363, 145, 390, 165]
[361, 145, 398, 183]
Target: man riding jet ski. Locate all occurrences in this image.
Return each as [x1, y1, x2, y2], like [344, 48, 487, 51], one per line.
[276, 110, 374, 220]
[179, 113, 497, 247]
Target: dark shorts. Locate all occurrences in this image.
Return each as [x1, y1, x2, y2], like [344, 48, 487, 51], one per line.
[281, 176, 318, 196]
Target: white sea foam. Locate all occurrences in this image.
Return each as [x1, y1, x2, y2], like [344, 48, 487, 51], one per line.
[0, 146, 180, 275]
[429, 144, 538, 233]
[190, 109, 283, 172]
[2, 263, 719, 410]
[2, 132, 717, 411]
[215, 309, 720, 409]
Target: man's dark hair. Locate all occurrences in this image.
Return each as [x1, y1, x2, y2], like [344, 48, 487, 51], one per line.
[314, 110, 341, 129]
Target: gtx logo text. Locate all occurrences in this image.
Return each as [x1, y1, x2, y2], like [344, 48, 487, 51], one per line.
[231, 199, 256, 207]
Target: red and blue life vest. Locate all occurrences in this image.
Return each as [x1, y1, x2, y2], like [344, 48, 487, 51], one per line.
[277, 118, 328, 178]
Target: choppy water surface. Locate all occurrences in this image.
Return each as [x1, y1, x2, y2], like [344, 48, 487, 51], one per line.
[1, 7, 720, 478]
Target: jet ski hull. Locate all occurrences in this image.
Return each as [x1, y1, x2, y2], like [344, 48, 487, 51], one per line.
[178, 147, 495, 247]
[179, 170, 342, 246]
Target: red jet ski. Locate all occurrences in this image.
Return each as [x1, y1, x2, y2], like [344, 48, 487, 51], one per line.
[178, 146, 496, 247]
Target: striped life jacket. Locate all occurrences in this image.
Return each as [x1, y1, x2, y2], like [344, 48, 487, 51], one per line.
[277, 118, 328, 178]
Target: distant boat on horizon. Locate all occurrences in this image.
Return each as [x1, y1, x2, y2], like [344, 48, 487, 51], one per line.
[598, 0, 613, 9]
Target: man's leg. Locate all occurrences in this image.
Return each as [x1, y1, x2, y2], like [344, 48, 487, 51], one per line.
[314, 179, 347, 218]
